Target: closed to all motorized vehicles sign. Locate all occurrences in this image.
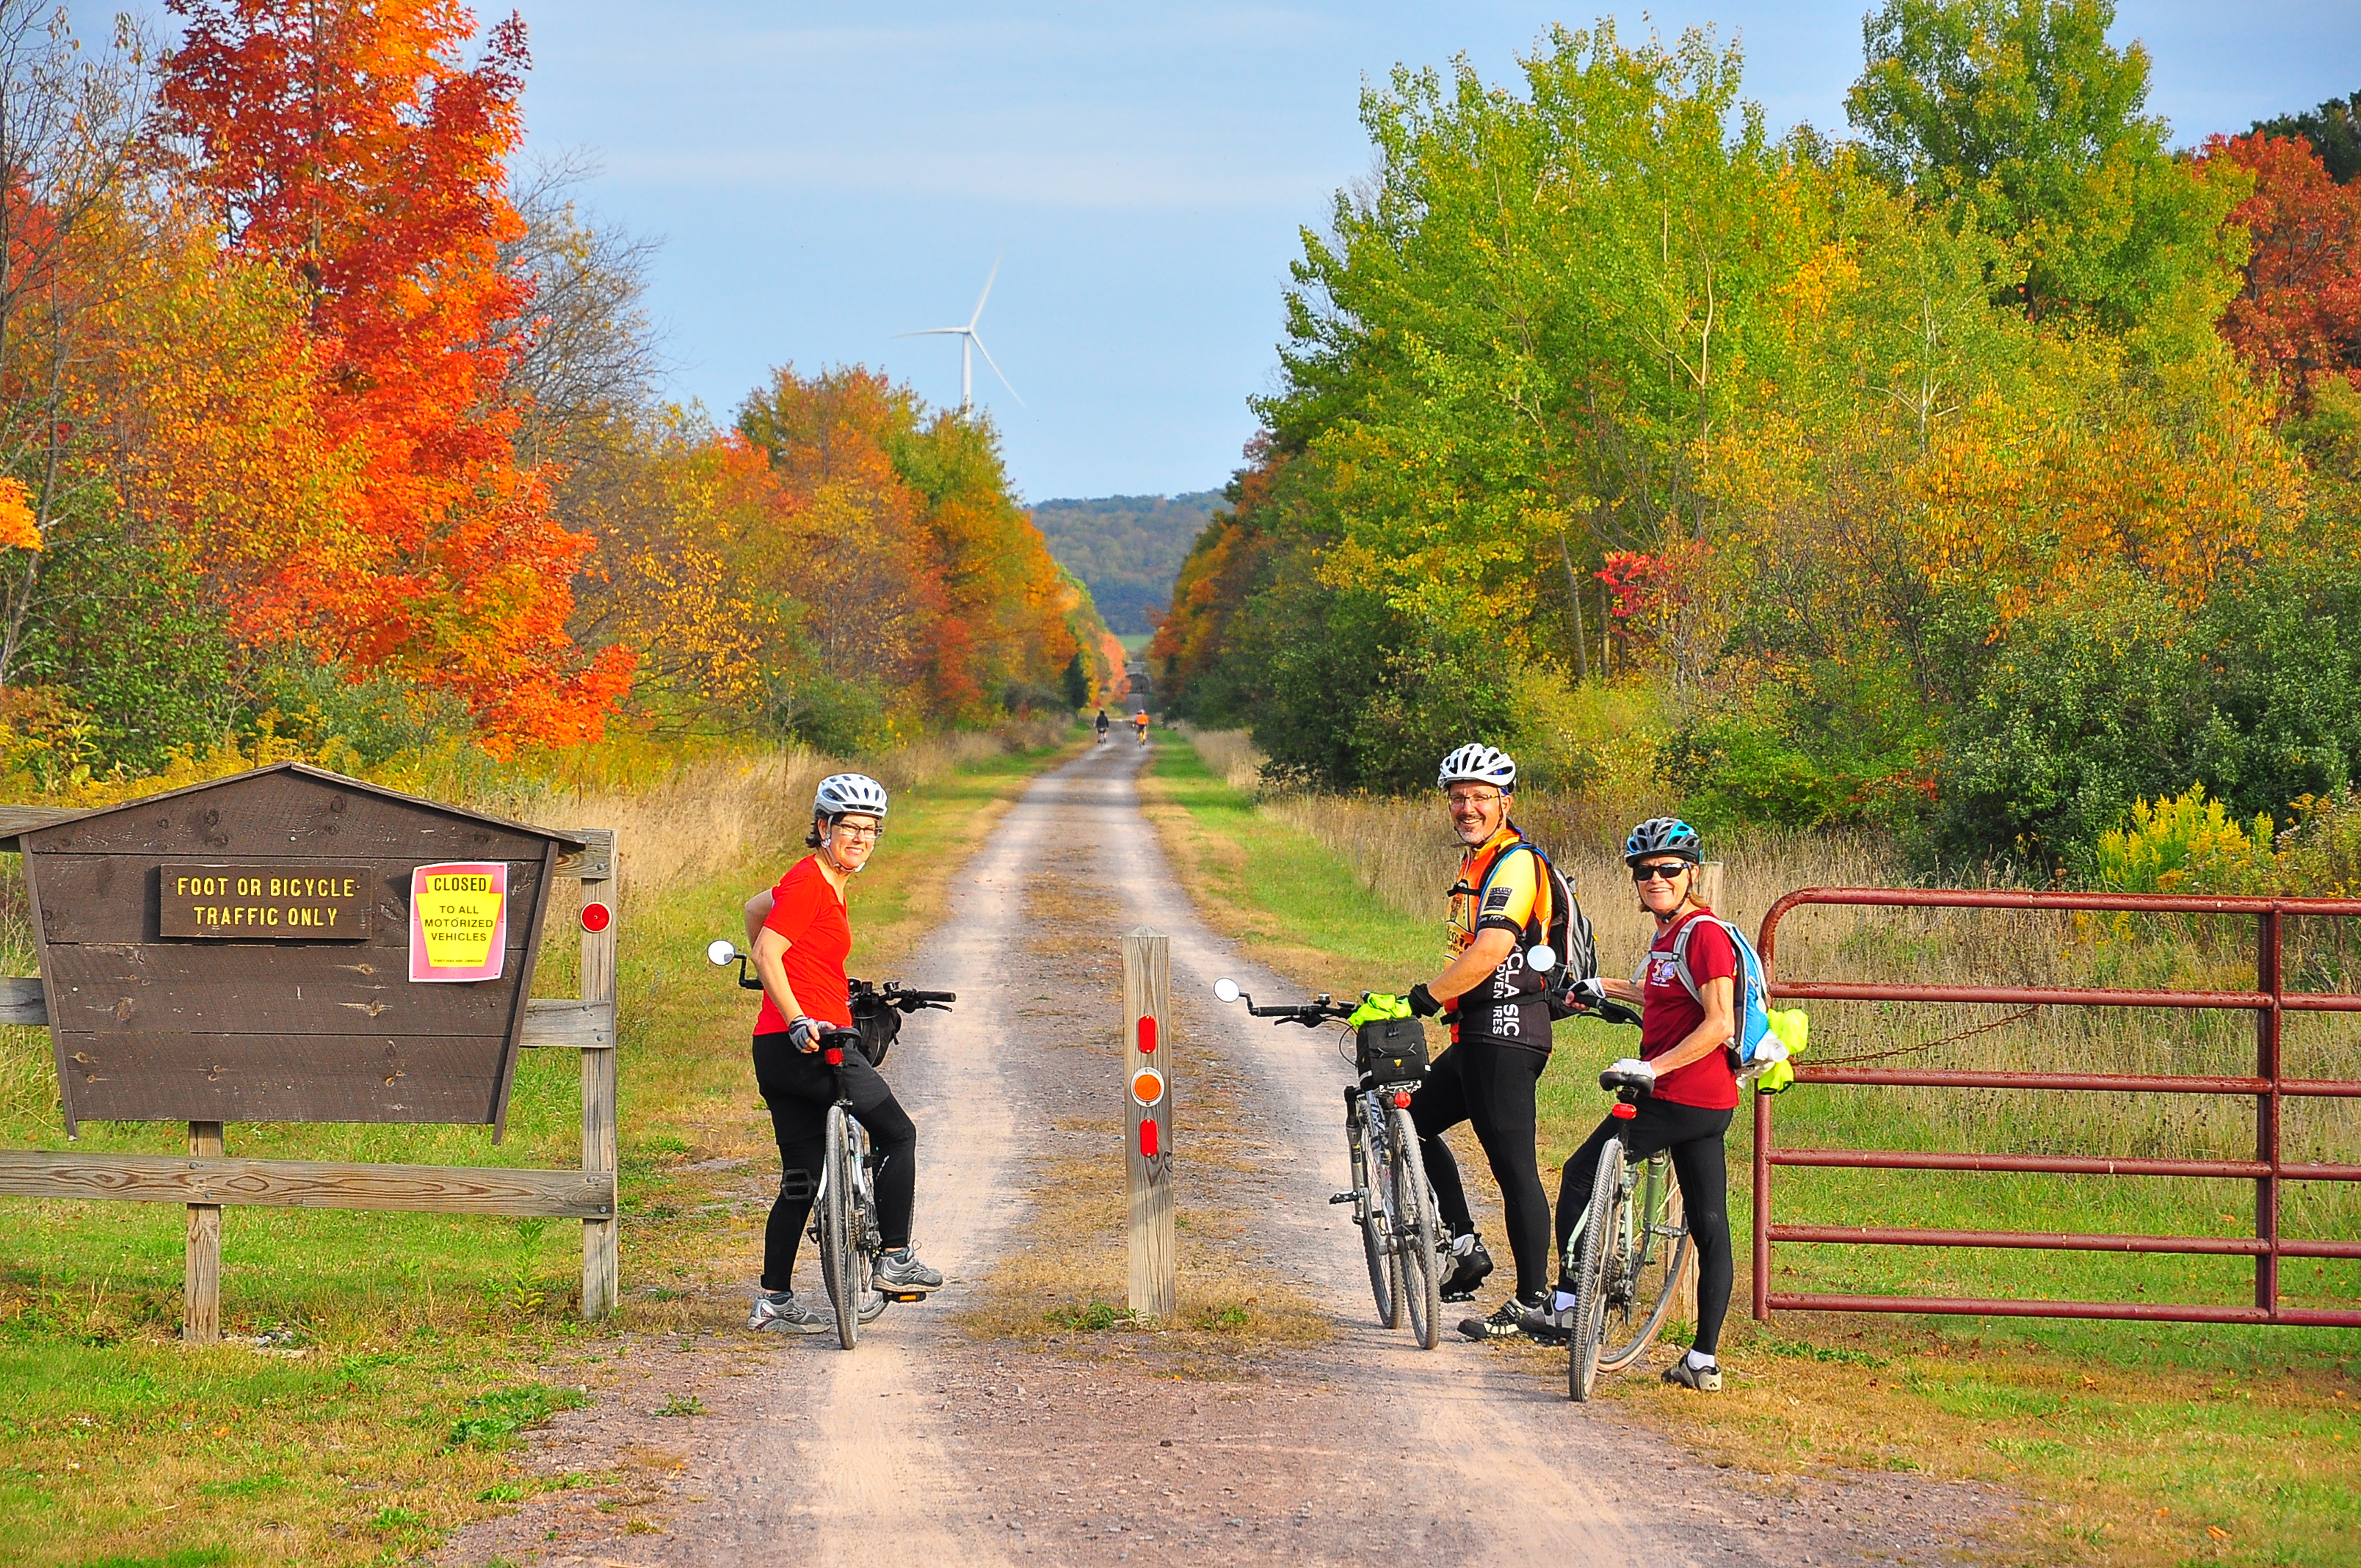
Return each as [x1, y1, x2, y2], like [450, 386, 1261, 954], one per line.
[409, 862, 508, 981]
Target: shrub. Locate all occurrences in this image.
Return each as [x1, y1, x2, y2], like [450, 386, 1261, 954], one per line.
[2086, 784, 2274, 893]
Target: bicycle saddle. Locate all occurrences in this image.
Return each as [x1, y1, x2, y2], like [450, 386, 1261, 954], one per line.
[1598, 1066, 1655, 1095]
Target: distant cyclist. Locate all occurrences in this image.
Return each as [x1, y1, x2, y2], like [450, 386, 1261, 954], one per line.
[1133, 709, 1150, 745]
[1095, 708, 1111, 744]
[1526, 817, 1736, 1390]
[741, 773, 943, 1333]
[1394, 744, 1563, 1342]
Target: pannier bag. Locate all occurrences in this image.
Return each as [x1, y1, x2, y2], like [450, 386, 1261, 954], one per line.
[1346, 993, 1431, 1085]
[848, 981, 902, 1067]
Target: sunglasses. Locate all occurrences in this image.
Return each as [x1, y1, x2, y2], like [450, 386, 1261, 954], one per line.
[1631, 860, 1691, 882]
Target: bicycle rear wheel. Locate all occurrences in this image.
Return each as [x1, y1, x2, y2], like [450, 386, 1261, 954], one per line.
[1567, 1138, 1622, 1402]
[1348, 1111, 1399, 1329]
[1597, 1153, 1690, 1373]
[819, 1108, 861, 1349]
[1390, 1106, 1442, 1350]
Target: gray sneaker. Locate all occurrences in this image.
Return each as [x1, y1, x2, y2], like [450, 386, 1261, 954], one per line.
[874, 1248, 943, 1291]
[1661, 1355, 1723, 1392]
[1516, 1301, 1573, 1346]
[749, 1290, 830, 1334]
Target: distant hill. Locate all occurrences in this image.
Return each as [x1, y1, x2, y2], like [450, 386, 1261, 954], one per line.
[1030, 491, 1222, 634]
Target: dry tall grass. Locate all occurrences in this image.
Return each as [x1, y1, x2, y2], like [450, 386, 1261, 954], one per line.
[1182, 730, 2361, 1205]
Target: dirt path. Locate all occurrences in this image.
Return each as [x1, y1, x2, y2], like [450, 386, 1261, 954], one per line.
[443, 743, 2010, 1567]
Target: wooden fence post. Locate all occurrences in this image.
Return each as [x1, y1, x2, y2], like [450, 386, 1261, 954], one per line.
[1122, 928, 1175, 1319]
[579, 830, 620, 1320]
[184, 1120, 222, 1346]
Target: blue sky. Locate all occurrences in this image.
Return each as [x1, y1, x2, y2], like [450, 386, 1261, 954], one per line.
[75, 1, 2361, 501]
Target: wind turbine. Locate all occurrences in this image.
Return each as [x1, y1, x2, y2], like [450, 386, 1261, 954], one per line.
[897, 256, 1023, 414]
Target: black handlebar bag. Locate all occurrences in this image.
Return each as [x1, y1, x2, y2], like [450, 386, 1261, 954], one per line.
[849, 992, 902, 1067]
[1357, 1017, 1429, 1085]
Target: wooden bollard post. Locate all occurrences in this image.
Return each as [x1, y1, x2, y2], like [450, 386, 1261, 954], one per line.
[580, 830, 620, 1320]
[184, 1119, 222, 1346]
[1122, 928, 1175, 1319]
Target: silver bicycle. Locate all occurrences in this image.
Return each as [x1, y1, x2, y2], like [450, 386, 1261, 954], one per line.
[1215, 978, 1444, 1349]
[1562, 1059, 1694, 1401]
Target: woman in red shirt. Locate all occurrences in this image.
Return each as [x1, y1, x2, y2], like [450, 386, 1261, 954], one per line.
[1532, 816, 1738, 1390]
[741, 773, 941, 1334]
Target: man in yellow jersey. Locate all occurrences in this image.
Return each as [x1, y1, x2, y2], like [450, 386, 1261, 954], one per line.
[1399, 743, 1561, 1342]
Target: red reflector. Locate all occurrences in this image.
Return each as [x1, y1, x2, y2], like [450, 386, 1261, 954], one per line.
[1392, 1091, 1411, 1108]
[823, 1048, 844, 1066]
[579, 901, 612, 934]
[1139, 1119, 1159, 1158]
[1136, 1015, 1157, 1054]
[1610, 1102, 1636, 1119]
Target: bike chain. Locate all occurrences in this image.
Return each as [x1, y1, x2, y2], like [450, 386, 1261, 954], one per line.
[1804, 1003, 2040, 1068]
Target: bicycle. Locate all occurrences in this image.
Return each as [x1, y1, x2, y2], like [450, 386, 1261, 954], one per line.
[708, 940, 957, 1350]
[1213, 976, 1445, 1349]
[1556, 1001, 1694, 1401]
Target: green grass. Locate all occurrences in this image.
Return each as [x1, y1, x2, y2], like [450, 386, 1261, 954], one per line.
[0, 733, 1073, 1565]
[1145, 729, 2361, 1568]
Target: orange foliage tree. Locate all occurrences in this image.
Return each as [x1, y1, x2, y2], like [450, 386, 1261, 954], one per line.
[2203, 131, 2361, 410]
[160, 0, 628, 752]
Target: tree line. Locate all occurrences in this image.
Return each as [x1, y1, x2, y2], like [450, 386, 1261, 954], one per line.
[0, 0, 1111, 791]
[1150, 0, 2361, 873]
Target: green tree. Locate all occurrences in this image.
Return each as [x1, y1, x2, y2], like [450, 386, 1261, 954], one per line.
[1846, 0, 2240, 334]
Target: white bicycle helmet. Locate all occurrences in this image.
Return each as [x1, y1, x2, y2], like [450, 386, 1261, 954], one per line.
[1437, 743, 1517, 791]
[813, 772, 890, 820]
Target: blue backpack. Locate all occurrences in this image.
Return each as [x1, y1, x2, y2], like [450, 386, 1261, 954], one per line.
[1668, 915, 1796, 1084]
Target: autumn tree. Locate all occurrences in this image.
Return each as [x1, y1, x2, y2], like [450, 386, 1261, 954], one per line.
[2203, 131, 2361, 409]
[160, 0, 629, 751]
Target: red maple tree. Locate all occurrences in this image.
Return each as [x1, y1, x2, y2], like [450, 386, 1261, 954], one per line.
[162, 0, 629, 750]
[2203, 131, 2361, 410]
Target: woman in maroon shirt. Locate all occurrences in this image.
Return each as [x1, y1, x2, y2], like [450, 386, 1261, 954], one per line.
[1529, 816, 1738, 1390]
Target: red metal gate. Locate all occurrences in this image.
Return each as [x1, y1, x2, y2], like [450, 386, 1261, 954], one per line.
[1751, 888, 2361, 1326]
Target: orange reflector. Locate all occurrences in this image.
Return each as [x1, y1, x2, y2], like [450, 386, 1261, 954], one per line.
[1131, 1067, 1165, 1107]
[1139, 1119, 1159, 1158]
[1136, 1015, 1157, 1054]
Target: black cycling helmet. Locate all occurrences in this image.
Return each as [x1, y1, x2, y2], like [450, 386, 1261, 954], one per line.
[1623, 816, 1702, 866]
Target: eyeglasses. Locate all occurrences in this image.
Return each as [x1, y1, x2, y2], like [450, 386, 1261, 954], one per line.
[1631, 860, 1691, 882]
[1447, 789, 1504, 809]
[832, 822, 884, 841]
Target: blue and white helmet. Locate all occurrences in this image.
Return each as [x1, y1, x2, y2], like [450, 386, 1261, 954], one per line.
[1437, 743, 1517, 791]
[1623, 816, 1702, 865]
[814, 772, 889, 820]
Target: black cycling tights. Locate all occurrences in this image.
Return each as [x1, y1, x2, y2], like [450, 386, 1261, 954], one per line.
[1410, 1040, 1553, 1304]
[1553, 1097, 1734, 1354]
[751, 1031, 917, 1293]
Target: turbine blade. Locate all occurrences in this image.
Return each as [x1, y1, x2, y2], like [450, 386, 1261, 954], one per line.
[968, 252, 1003, 329]
[969, 331, 1024, 407]
[894, 327, 967, 338]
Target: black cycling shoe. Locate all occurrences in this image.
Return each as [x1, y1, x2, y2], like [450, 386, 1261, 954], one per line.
[1439, 1237, 1495, 1302]
[1457, 1298, 1541, 1343]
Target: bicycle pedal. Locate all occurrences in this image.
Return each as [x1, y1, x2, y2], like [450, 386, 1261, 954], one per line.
[881, 1290, 928, 1304]
[1329, 1191, 1357, 1205]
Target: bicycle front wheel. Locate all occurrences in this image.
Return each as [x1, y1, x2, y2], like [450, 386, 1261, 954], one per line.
[1567, 1137, 1622, 1402]
[819, 1108, 861, 1349]
[1348, 1111, 1399, 1329]
[1390, 1106, 1442, 1351]
[1596, 1153, 1690, 1373]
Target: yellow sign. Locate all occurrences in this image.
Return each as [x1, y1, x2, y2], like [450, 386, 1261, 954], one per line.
[409, 862, 508, 982]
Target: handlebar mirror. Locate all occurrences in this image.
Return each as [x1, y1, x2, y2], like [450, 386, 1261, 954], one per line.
[1527, 944, 1556, 974]
[1213, 977, 1241, 1004]
[706, 938, 739, 967]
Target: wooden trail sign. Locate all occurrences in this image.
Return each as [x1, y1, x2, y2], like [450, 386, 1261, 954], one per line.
[0, 762, 625, 1342]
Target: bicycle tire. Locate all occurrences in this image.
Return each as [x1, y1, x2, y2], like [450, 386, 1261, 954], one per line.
[1567, 1137, 1622, 1402]
[820, 1108, 860, 1349]
[1596, 1154, 1691, 1373]
[1348, 1111, 1398, 1329]
[1390, 1106, 1442, 1350]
